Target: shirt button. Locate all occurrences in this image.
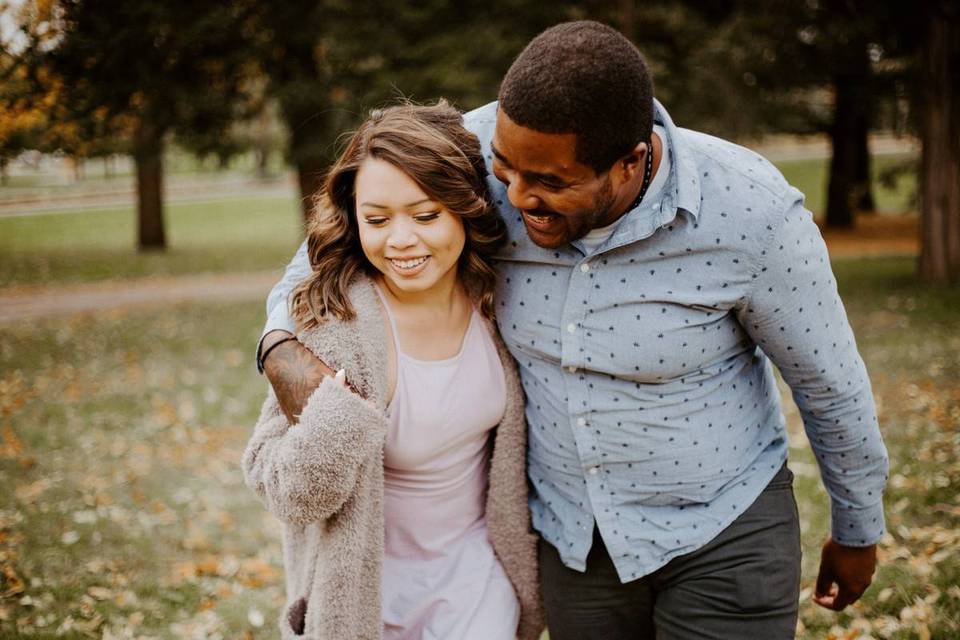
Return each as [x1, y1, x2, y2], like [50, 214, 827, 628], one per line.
[567, 365, 577, 373]
[567, 323, 576, 333]
[576, 417, 587, 427]
[580, 263, 590, 273]
[588, 466, 599, 475]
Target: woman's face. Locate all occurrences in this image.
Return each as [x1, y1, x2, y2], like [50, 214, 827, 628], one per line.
[355, 157, 466, 296]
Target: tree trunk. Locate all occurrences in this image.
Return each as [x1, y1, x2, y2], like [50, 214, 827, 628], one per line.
[918, 9, 960, 284]
[826, 49, 873, 228]
[255, 146, 269, 181]
[296, 158, 327, 224]
[70, 156, 84, 182]
[133, 119, 167, 251]
[854, 115, 876, 212]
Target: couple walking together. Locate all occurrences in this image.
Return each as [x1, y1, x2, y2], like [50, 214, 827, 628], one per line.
[242, 20, 888, 640]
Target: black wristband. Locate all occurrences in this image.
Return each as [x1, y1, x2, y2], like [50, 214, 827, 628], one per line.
[259, 336, 298, 370]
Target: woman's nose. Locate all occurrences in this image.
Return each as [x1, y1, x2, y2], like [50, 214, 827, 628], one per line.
[387, 220, 418, 249]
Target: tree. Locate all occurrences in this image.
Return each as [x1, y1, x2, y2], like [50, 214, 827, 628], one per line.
[251, 0, 563, 223]
[707, 1, 887, 228]
[605, 1, 901, 227]
[917, 5, 960, 284]
[47, 0, 257, 250]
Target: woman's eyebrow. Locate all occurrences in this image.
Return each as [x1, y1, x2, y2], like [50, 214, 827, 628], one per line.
[358, 198, 434, 209]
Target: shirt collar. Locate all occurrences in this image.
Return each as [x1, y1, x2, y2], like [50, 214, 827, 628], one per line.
[655, 98, 702, 221]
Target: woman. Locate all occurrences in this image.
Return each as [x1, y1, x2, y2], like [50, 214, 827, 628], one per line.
[242, 101, 543, 640]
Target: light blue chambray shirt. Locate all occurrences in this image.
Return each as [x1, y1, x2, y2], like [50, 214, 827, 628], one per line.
[260, 100, 888, 582]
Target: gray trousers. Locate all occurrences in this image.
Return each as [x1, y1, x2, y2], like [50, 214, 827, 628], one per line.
[539, 464, 801, 640]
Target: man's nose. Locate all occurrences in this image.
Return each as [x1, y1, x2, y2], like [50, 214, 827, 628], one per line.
[505, 174, 540, 211]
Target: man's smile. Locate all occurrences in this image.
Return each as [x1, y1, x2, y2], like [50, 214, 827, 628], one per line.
[522, 209, 562, 229]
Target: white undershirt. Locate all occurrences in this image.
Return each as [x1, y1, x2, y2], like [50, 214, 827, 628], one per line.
[579, 124, 671, 254]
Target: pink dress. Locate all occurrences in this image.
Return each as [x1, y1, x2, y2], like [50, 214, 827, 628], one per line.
[375, 286, 520, 640]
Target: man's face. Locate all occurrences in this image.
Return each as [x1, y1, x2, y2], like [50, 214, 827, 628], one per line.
[491, 109, 618, 249]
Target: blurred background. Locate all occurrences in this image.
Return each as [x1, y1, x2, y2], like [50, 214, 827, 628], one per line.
[0, 1, 957, 638]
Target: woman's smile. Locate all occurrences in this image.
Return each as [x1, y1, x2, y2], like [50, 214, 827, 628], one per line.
[387, 255, 431, 274]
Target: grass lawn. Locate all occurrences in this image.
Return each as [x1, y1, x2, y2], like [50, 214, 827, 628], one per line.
[0, 153, 918, 290]
[0, 196, 303, 289]
[777, 153, 917, 218]
[0, 256, 956, 638]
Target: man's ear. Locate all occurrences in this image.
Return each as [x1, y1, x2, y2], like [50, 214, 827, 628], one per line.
[613, 142, 648, 183]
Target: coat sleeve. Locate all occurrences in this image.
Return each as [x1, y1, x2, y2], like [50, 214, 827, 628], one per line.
[242, 375, 388, 526]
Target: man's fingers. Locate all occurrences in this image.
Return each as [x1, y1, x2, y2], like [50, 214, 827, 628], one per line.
[832, 591, 853, 611]
[812, 594, 836, 609]
[814, 563, 834, 599]
[837, 582, 869, 609]
[812, 583, 838, 609]
[813, 580, 869, 611]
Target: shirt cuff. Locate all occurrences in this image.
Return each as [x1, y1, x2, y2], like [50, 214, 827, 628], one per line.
[256, 304, 298, 373]
[831, 500, 886, 547]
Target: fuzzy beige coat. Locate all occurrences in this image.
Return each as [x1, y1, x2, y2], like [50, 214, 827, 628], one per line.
[242, 277, 544, 640]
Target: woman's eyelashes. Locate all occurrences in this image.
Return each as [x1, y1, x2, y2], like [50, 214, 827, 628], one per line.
[362, 212, 441, 225]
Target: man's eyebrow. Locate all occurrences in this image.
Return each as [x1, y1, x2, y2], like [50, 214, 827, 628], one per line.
[490, 143, 511, 167]
[358, 198, 434, 209]
[491, 143, 569, 185]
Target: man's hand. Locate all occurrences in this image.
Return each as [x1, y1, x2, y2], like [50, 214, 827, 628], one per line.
[261, 330, 336, 424]
[813, 538, 877, 611]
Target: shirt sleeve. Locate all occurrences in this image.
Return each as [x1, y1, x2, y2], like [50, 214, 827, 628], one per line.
[256, 239, 311, 372]
[737, 186, 889, 546]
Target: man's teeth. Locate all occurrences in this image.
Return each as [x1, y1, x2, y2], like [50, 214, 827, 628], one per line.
[390, 257, 428, 269]
[528, 213, 555, 223]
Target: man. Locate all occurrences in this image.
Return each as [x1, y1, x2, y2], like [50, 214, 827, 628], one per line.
[256, 21, 888, 638]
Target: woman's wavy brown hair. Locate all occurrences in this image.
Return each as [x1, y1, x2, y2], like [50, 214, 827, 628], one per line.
[290, 100, 506, 329]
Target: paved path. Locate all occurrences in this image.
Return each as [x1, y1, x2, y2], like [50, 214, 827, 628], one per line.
[0, 271, 278, 325]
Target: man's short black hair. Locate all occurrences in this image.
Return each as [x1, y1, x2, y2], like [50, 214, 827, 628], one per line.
[498, 21, 654, 174]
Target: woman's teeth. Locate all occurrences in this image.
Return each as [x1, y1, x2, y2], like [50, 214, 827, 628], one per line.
[389, 256, 428, 269]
